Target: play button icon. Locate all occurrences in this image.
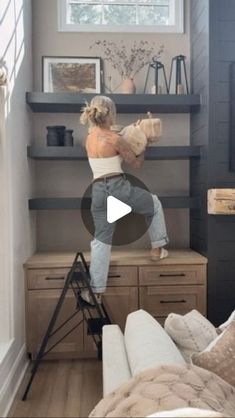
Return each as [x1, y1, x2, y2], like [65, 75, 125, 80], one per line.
[81, 173, 154, 246]
[107, 196, 132, 224]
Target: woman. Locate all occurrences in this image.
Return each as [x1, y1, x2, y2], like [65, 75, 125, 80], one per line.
[80, 95, 169, 305]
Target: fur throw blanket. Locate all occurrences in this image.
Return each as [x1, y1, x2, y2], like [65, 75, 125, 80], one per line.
[90, 364, 235, 418]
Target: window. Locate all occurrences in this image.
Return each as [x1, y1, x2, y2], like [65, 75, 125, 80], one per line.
[58, 0, 184, 33]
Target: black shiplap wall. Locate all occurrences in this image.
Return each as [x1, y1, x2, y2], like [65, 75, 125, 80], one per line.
[190, 0, 235, 325]
[190, 0, 210, 257]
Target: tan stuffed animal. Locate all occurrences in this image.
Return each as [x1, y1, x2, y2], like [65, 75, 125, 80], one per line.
[118, 112, 162, 156]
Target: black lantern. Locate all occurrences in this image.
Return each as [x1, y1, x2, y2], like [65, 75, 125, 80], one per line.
[169, 55, 189, 95]
[144, 58, 169, 94]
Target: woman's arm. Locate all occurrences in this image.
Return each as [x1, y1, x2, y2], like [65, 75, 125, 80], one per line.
[114, 135, 145, 168]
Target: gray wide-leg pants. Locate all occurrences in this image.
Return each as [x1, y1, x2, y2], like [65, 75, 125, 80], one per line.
[90, 175, 169, 293]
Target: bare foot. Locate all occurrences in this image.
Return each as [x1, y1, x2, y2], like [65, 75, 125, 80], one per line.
[80, 290, 102, 306]
[151, 248, 161, 257]
[150, 248, 169, 261]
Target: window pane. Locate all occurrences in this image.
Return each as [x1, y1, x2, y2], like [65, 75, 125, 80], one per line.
[103, 0, 169, 3]
[65, 0, 179, 29]
[138, 0, 169, 4]
[103, 5, 136, 25]
[138, 5, 169, 25]
[68, 0, 100, 3]
[68, 4, 102, 24]
[103, 0, 137, 3]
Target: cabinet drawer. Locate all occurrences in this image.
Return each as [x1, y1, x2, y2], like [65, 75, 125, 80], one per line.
[27, 266, 137, 289]
[140, 285, 206, 317]
[107, 266, 138, 286]
[139, 265, 206, 286]
[27, 268, 70, 289]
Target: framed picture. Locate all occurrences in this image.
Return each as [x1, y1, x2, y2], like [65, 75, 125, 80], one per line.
[42, 56, 102, 93]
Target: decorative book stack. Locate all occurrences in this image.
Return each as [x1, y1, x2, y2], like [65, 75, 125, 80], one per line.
[208, 189, 235, 215]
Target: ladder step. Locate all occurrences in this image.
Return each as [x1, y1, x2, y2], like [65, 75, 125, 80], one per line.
[77, 295, 98, 309]
[87, 318, 110, 335]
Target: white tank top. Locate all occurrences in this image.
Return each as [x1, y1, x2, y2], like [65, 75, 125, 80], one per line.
[88, 155, 123, 180]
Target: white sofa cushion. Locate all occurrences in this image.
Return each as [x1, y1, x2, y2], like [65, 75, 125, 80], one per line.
[102, 325, 131, 396]
[124, 310, 185, 376]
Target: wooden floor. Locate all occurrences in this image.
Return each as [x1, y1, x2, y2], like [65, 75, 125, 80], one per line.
[9, 360, 102, 418]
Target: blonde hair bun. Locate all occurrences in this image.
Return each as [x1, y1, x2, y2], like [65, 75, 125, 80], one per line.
[80, 95, 116, 128]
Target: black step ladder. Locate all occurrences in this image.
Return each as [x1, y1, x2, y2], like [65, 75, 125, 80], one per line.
[22, 252, 111, 401]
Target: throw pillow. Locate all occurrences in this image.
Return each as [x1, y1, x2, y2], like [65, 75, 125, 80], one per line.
[164, 310, 218, 362]
[192, 321, 235, 387]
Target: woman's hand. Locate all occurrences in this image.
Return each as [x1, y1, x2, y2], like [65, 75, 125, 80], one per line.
[114, 135, 145, 168]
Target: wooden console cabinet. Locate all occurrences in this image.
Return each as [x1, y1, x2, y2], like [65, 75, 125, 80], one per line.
[24, 249, 207, 359]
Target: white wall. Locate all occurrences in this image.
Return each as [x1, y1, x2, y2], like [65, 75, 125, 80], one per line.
[32, 0, 191, 252]
[0, 0, 36, 416]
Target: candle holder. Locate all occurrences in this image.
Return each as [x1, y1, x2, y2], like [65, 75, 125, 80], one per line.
[144, 58, 169, 94]
[169, 55, 189, 95]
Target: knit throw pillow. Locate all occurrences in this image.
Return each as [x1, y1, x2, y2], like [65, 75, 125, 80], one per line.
[192, 321, 235, 387]
[164, 310, 218, 362]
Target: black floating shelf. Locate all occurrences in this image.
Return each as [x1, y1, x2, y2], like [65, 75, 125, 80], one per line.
[26, 92, 200, 114]
[27, 146, 87, 160]
[27, 146, 201, 161]
[28, 197, 200, 211]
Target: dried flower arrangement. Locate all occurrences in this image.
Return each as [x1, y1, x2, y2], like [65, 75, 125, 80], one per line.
[90, 40, 164, 79]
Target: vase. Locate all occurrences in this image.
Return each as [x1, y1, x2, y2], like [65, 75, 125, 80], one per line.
[63, 129, 74, 146]
[46, 126, 66, 146]
[120, 78, 136, 94]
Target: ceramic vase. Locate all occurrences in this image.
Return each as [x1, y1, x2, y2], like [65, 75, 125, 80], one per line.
[63, 129, 74, 146]
[46, 126, 66, 146]
[120, 78, 136, 94]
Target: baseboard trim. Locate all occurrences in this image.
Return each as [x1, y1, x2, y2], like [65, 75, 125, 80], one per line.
[0, 344, 29, 417]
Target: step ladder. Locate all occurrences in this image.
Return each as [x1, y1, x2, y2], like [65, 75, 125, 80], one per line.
[22, 252, 111, 401]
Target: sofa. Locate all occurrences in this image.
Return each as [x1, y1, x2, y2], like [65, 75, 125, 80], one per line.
[90, 309, 235, 418]
[102, 309, 186, 396]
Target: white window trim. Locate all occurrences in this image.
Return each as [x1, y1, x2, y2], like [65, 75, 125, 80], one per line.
[58, 0, 184, 33]
[0, 87, 13, 345]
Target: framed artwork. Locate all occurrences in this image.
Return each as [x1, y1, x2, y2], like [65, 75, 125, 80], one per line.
[42, 56, 102, 93]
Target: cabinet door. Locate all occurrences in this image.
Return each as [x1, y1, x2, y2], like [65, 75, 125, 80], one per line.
[84, 286, 138, 356]
[140, 285, 206, 322]
[104, 286, 138, 330]
[26, 289, 84, 359]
